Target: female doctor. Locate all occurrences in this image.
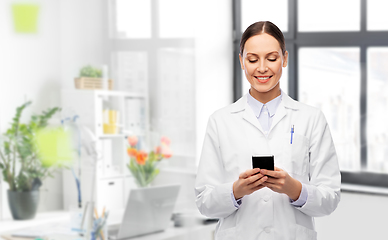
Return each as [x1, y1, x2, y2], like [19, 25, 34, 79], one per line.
[195, 21, 341, 240]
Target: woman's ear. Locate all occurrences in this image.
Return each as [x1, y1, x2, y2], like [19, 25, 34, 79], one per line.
[239, 54, 244, 70]
[283, 51, 289, 68]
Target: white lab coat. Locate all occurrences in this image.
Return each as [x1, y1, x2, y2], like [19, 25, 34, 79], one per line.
[195, 91, 341, 240]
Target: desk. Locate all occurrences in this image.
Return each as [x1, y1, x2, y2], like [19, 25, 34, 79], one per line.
[0, 211, 70, 234]
[0, 211, 216, 240]
[0, 211, 77, 240]
[113, 223, 216, 240]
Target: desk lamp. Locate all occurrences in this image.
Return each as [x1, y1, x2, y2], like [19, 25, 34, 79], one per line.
[61, 117, 102, 239]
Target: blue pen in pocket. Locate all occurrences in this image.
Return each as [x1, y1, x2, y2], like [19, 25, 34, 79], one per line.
[290, 125, 294, 144]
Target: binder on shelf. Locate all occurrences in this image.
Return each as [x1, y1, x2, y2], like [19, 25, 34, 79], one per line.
[103, 109, 119, 134]
[125, 98, 144, 134]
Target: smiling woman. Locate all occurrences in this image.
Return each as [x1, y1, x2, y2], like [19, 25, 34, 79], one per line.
[195, 21, 341, 240]
[239, 22, 288, 104]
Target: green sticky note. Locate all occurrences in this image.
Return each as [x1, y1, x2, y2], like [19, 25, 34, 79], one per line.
[12, 4, 40, 33]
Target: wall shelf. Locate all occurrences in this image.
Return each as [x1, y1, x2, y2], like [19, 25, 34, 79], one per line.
[61, 89, 148, 213]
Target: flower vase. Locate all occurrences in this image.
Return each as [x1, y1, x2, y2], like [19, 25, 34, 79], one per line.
[126, 135, 172, 188]
[129, 161, 160, 188]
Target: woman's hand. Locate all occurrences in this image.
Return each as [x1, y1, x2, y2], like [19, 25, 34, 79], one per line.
[260, 167, 302, 201]
[233, 168, 268, 200]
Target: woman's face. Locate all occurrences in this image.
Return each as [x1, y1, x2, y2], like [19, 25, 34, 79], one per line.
[239, 33, 288, 102]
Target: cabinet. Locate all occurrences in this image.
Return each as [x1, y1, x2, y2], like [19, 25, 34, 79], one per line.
[61, 89, 148, 213]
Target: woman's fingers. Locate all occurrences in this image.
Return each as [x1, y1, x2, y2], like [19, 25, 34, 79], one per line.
[260, 169, 279, 178]
[234, 168, 271, 198]
[251, 184, 266, 192]
[262, 176, 278, 184]
[260, 167, 286, 179]
[246, 171, 266, 184]
[274, 166, 283, 171]
[250, 175, 268, 188]
[240, 168, 261, 179]
[262, 181, 275, 189]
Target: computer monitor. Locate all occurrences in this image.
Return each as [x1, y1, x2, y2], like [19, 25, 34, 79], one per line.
[109, 184, 180, 239]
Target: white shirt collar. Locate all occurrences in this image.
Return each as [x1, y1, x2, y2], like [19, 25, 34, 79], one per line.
[247, 90, 283, 118]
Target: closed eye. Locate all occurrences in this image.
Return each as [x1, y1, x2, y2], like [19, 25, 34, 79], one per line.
[268, 58, 277, 62]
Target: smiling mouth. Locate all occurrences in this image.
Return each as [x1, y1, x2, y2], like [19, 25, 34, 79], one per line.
[254, 76, 272, 83]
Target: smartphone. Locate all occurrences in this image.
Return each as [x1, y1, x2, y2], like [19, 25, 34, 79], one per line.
[252, 155, 274, 171]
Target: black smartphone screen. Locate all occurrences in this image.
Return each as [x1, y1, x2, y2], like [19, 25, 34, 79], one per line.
[252, 155, 274, 171]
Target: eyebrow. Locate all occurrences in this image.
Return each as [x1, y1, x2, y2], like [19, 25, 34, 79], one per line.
[246, 51, 279, 57]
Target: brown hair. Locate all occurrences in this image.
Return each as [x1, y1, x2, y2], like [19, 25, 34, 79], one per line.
[240, 21, 286, 56]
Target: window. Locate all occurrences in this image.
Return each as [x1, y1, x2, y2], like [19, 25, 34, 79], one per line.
[241, 0, 288, 32]
[112, 0, 152, 38]
[158, 0, 195, 38]
[367, 48, 388, 173]
[298, 0, 361, 32]
[233, 0, 388, 188]
[367, 0, 388, 31]
[108, 0, 196, 160]
[299, 48, 361, 171]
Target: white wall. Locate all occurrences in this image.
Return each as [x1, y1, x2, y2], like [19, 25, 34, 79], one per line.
[59, 0, 105, 90]
[0, 0, 105, 219]
[0, 0, 62, 131]
[315, 191, 388, 239]
[0, 0, 62, 219]
[195, 0, 234, 164]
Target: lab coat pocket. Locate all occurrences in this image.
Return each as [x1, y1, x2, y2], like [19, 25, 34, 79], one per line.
[216, 227, 237, 240]
[294, 224, 317, 240]
[283, 133, 309, 176]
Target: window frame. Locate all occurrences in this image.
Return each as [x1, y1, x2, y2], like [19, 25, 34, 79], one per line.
[233, 0, 388, 189]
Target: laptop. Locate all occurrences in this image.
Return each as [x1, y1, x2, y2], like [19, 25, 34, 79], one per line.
[108, 184, 180, 239]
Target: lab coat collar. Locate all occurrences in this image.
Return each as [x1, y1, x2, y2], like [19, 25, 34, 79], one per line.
[281, 90, 299, 110]
[231, 90, 299, 133]
[230, 90, 299, 113]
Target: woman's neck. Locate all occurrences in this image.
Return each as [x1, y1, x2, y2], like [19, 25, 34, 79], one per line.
[249, 85, 281, 104]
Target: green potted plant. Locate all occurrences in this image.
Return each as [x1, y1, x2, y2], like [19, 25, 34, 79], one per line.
[74, 65, 113, 90]
[0, 101, 64, 220]
[79, 65, 102, 78]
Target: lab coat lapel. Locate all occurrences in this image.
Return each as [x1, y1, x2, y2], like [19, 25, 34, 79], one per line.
[230, 94, 263, 132]
[242, 104, 263, 132]
[269, 100, 287, 132]
[269, 91, 299, 133]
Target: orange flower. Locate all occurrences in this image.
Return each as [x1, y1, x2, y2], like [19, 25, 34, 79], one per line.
[155, 146, 161, 154]
[136, 150, 148, 165]
[127, 136, 138, 147]
[127, 147, 137, 157]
